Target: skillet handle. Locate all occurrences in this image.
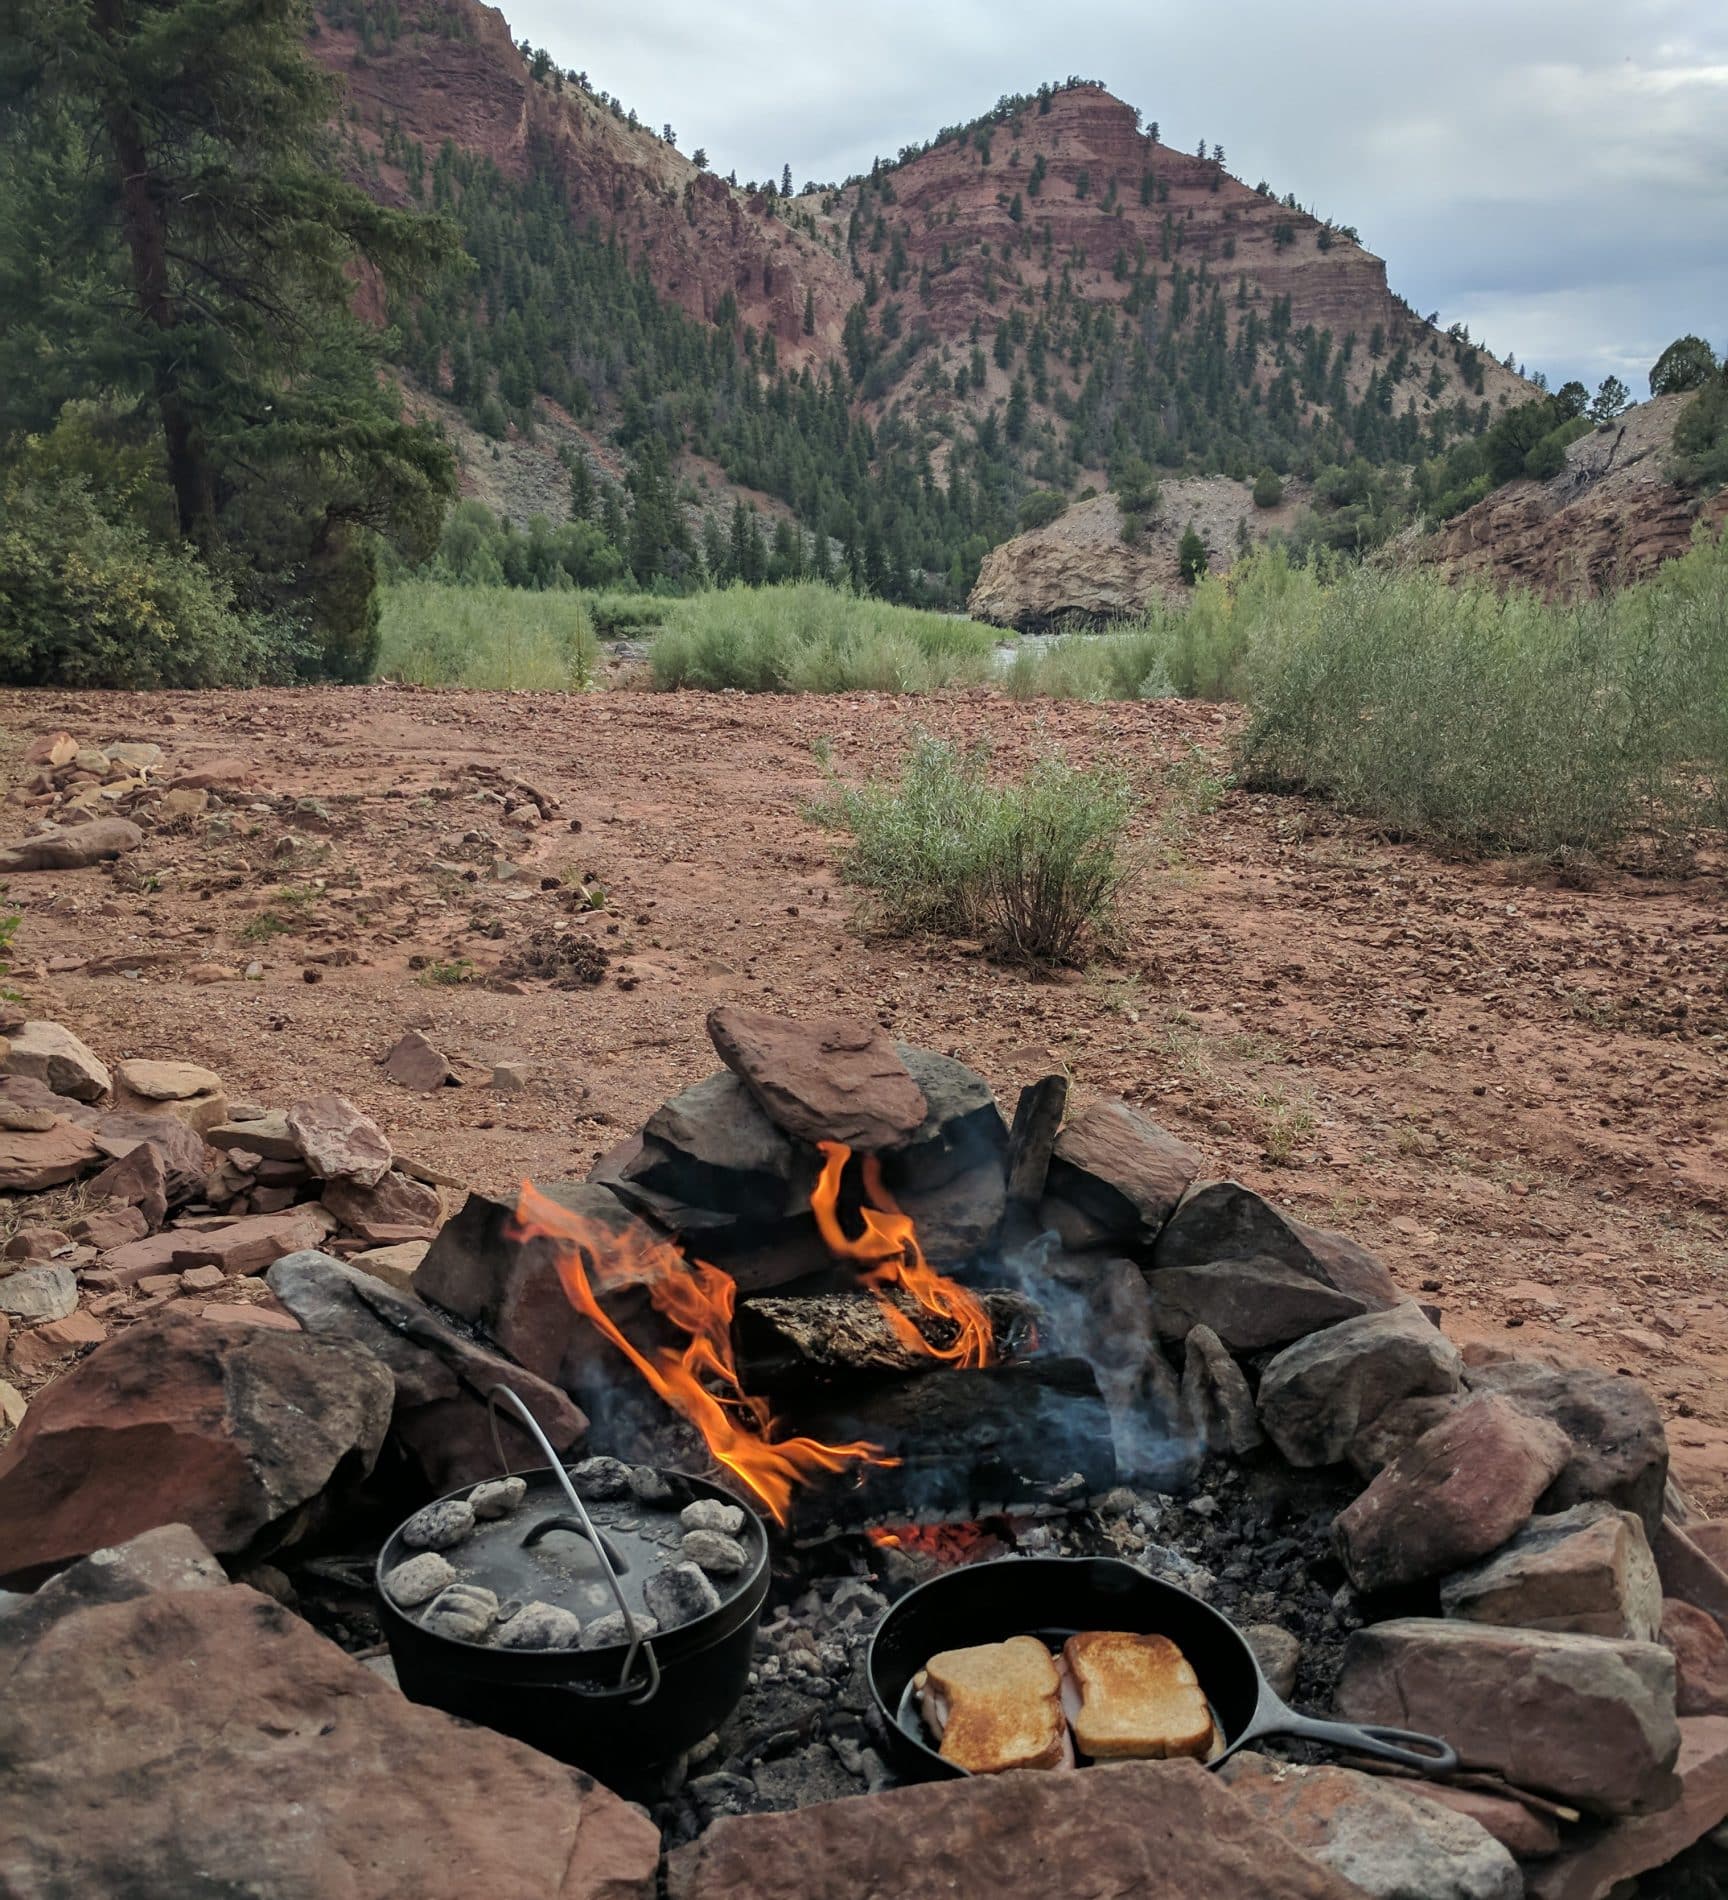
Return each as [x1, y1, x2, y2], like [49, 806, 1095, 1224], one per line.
[1266, 1711, 1458, 1774]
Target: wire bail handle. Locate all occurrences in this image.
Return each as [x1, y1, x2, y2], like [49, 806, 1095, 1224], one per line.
[485, 1383, 661, 1704]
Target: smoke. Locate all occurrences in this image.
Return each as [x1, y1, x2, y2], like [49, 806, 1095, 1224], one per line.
[991, 1227, 1199, 1489]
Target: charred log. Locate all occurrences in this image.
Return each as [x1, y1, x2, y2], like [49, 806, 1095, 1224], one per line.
[782, 1357, 1117, 1533]
[735, 1289, 1040, 1392]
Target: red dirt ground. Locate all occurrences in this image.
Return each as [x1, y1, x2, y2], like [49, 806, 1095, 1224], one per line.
[3, 684, 1725, 1503]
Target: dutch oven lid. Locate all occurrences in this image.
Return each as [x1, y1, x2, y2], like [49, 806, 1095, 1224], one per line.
[378, 1459, 769, 1657]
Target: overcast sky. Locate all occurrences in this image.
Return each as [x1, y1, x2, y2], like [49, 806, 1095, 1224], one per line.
[501, 0, 1727, 395]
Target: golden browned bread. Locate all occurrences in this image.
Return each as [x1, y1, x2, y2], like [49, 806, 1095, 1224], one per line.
[914, 1635, 1073, 1774]
[1058, 1631, 1213, 1761]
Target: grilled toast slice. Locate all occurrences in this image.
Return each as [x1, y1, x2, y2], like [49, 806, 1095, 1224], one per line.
[914, 1635, 1074, 1773]
[1058, 1631, 1213, 1761]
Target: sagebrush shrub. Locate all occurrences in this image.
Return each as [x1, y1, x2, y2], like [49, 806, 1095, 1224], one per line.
[812, 736, 1138, 967]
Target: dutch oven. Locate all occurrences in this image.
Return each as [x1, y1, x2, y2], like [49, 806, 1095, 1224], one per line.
[870, 1555, 1458, 1778]
[377, 1390, 770, 1774]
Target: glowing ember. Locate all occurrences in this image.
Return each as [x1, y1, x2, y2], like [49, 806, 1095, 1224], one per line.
[810, 1141, 996, 1370]
[511, 1182, 889, 1523]
[866, 1521, 1009, 1565]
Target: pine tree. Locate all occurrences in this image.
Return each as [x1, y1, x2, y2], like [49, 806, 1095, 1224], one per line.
[803, 286, 815, 336]
[568, 452, 595, 520]
[1, 0, 457, 672]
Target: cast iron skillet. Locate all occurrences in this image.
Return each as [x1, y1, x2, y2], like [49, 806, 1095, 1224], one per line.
[869, 1556, 1457, 1779]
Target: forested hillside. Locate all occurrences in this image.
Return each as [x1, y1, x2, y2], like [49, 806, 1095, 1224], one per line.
[313, 0, 1542, 601]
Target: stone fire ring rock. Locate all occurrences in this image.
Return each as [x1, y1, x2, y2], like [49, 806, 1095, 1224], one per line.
[706, 1004, 928, 1153]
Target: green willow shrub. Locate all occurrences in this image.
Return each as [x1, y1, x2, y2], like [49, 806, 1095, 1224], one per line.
[648, 583, 997, 693]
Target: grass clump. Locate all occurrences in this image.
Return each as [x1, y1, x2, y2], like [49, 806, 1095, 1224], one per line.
[377, 582, 599, 690]
[813, 735, 1138, 967]
[649, 582, 999, 693]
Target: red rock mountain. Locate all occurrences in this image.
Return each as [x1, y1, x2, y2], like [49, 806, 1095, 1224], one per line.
[313, 2, 1525, 462]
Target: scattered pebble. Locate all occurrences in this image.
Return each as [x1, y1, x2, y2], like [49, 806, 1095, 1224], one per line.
[581, 1609, 659, 1651]
[468, 1477, 526, 1520]
[495, 1601, 583, 1650]
[680, 1498, 746, 1536]
[383, 1552, 456, 1608]
[681, 1529, 748, 1576]
[421, 1583, 499, 1642]
[400, 1499, 476, 1551]
[645, 1562, 722, 1630]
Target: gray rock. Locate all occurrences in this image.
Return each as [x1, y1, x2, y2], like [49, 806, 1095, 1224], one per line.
[0, 1264, 78, 1322]
[681, 1498, 747, 1536]
[681, 1530, 748, 1575]
[1258, 1304, 1464, 1468]
[581, 1609, 659, 1650]
[420, 1583, 498, 1642]
[1243, 1626, 1302, 1701]
[884, 1046, 1008, 1194]
[467, 1477, 526, 1520]
[644, 1562, 722, 1630]
[1439, 1501, 1662, 1642]
[1179, 1324, 1263, 1457]
[1149, 1257, 1372, 1352]
[399, 1499, 476, 1552]
[1465, 1348, 1669, 1540]
[495, 1601, 582, 1650]
[1154, 1180, 1403, 1311]
[1337, 1617, 1682, 1816]
[1218, 1753, 1522, 1900]
[383, 1552, 456, 1608]
[264, 1249, 586, 1493]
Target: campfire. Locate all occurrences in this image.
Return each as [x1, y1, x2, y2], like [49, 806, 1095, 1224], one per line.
[512, 1137, 1011, 1525]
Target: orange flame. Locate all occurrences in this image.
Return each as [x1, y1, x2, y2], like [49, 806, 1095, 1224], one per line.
[810, 1141, 996, 1370]
[511, 1181, 889, 1524]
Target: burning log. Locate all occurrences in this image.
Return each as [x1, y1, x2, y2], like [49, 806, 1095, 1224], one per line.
[782, 1357, 1117, 1533]
[735, 1289, 1040, 1391]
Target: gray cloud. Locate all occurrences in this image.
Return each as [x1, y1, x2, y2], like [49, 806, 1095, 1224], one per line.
[503, 0, 1728, 392]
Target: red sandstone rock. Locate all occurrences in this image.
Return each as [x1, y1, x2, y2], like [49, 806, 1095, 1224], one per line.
[322, 1169, 441, 1244]
[707, 1004, 928, 1152]
[1039, 1098, 1202, 1249]
[1336, 1394, 1572, 1592]
[381, 1029, 456, 1092]
[0, 1308, 392, 1582]
[0, 1118, 102, 1191]
[665, 1758, 1363, 1900]
[1662, 1600, 1728, 1717]
[1524, 1717, 1728, 1900]
[0, 1536, 660, 1899]
[1336, 1618, 1681, 1816]
[287, 1094, 393, 1186]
